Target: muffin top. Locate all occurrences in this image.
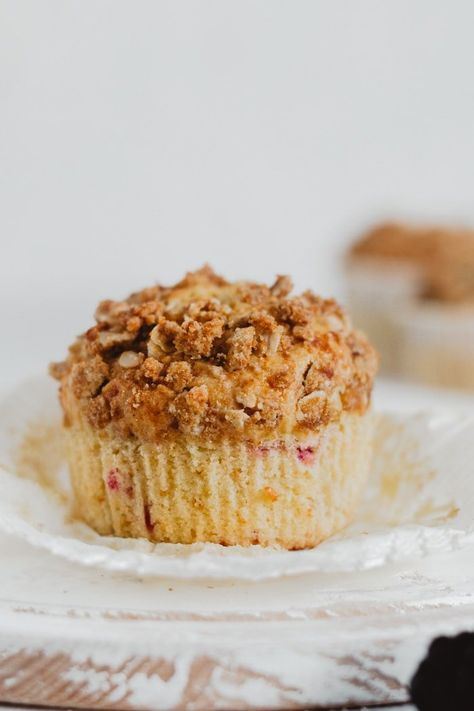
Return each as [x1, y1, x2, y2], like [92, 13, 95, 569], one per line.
[349, 222, 444, 263]
[348, 222, 474, 304]
[51, 267, 377, 442]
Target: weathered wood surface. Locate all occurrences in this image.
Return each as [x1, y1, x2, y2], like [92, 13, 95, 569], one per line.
[1, 535, 473, 710]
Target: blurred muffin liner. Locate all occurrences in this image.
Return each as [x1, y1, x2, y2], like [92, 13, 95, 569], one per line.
[395, 304, 474, 390]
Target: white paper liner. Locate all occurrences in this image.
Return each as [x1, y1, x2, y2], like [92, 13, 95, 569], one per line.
[394, 304, 474, 390]
[0, 376, 473, 580]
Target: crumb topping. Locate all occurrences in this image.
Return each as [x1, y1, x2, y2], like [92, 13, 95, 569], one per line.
[51, 266, 377, 441]
[348, 222, 474, 304]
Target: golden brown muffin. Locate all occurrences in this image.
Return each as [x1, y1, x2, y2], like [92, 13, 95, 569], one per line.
[346, 222, 474, 377]
[348, 221, 474, 304]
[51, 266, 378, 549]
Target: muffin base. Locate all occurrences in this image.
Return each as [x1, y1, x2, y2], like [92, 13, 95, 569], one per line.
[64, 412, 373, 549]
[397, 305, 474, 390]
[346, 260, 421, 374]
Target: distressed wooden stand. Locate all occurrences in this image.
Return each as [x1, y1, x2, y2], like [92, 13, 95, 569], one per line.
[1, 534, 473, 710]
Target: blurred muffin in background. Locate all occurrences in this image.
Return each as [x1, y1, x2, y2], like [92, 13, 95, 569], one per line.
[345, 223, 432, 373]
[345, 221, 474, 389]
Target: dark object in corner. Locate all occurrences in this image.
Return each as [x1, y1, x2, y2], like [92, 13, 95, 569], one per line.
[410, 631, 474, 710]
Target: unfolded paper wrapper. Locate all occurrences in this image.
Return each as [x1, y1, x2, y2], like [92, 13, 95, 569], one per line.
[0, 376, 473, 580]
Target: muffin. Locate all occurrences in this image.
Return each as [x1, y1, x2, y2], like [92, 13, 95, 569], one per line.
[345, 222, 474, 384]
[50, 267, 378, 549]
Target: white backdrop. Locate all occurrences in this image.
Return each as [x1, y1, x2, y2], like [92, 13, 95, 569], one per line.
[2, 0, 474, 387]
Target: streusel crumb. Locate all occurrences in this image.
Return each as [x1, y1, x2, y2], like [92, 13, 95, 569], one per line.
[51, 266, 378, 442]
